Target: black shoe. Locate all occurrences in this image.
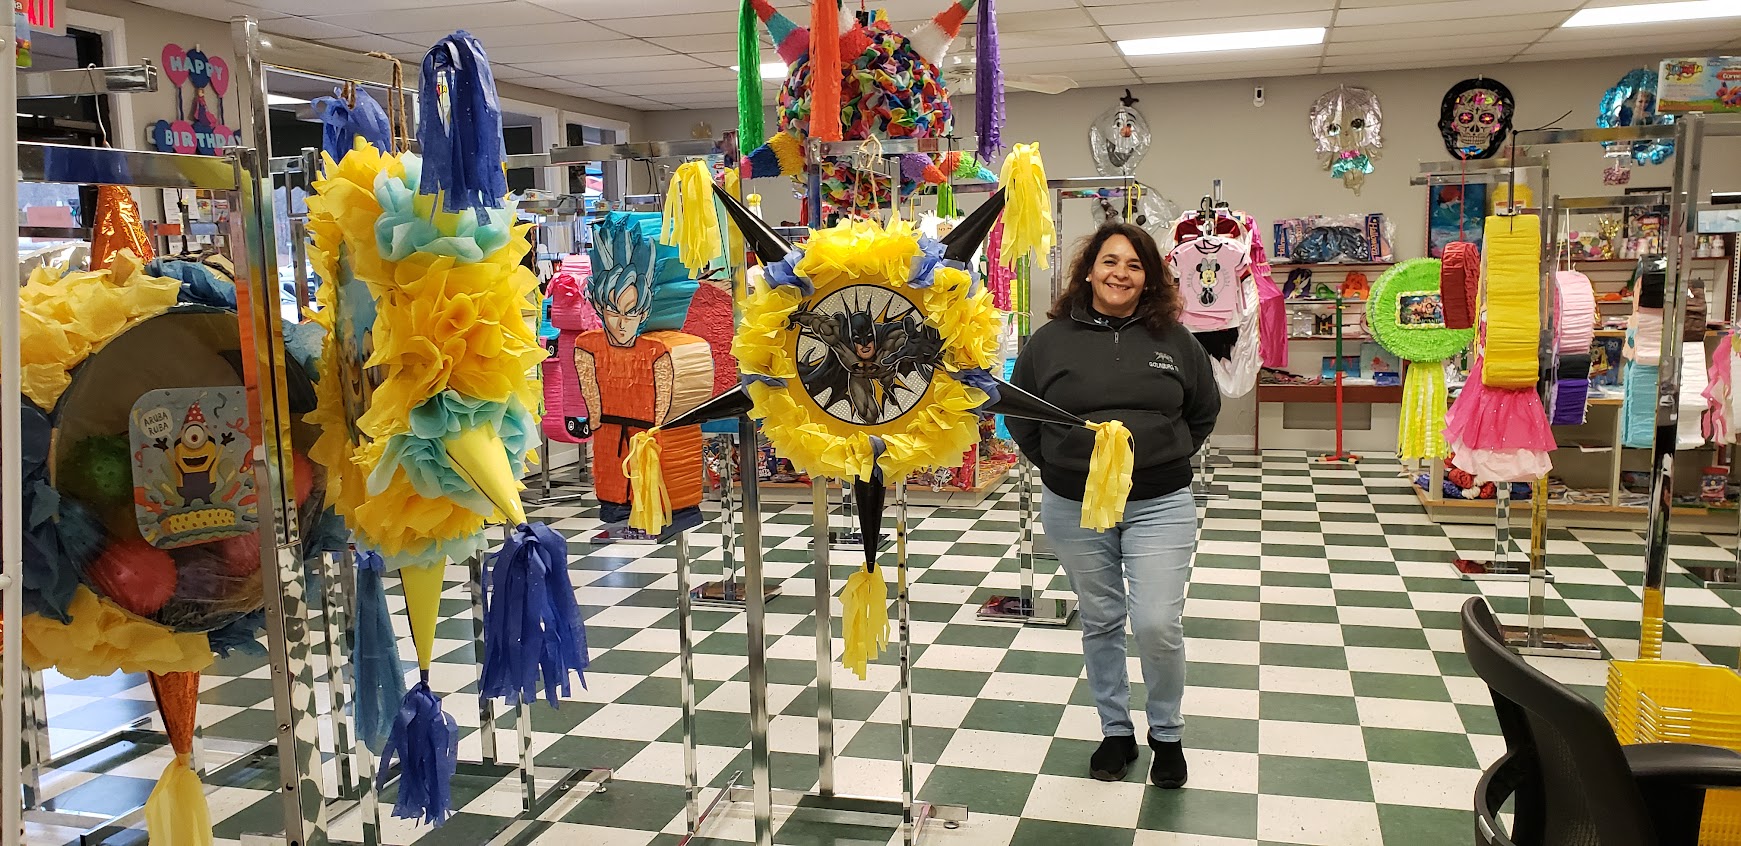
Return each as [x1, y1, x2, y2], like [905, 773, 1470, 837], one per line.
[1089, 735, 1138, 781]
[1148, 734, 1188, 789]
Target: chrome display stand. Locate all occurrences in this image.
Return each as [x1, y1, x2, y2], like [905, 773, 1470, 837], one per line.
[232, 18, 612, 843]
[978, 459, 1076, 626]
[693, 432, 781, 608]
[679, 421, 968, 845]
[1691, 210, 1741, 592]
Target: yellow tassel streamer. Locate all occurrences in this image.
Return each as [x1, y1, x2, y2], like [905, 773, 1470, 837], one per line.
[1398, 363, 1448, 461]
[663, 160, 724, 272]
[997, 143, 1054, 270]
[1080, 420, 1134, 531]
[839, 564, 889, 680]
[144, 755, 212, 846]
[622, 429, 672, 535]
[401, 563, 445, 669]
[1480, 214, 1541, 389]
[768, 131, 806, 177]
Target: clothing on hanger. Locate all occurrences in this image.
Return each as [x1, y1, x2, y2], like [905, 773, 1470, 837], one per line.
[1168, 235, 1250, 333]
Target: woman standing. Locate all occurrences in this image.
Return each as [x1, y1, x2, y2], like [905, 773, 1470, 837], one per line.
[1007, 222, 1220, 788]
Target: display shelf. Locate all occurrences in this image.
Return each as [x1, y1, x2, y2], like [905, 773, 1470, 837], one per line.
[1287, 334, 1374, 341]
[1271, 261, 1396, 269]
[1413, 486, 1737, 528]
[1256, 383, 1402, 403]
[1284, 298, 1368, 305]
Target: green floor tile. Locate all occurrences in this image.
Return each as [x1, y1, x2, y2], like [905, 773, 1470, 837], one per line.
[1260, 570, 1334, 589]
[1137, 787, 1258, 839]
[1260, 691, 1360, 725]
[1362, 727, 1478, 768]
[919, 766, 1038, 817]
[1008, 817, 1136, 846]
[961, 699, 1066, 735]
[933, 624, 1022, 649]
[1183, 617, 1261, 641]
[1187, 715, 1260, 753]
[836, 722, 953, 764]
[559, 778, 685, 830]
[997, 649, 1085, 677]
[913, 668, 991, 697]
[1341, 625, 1430, 650]
[585, 648, 676, 676]
[1258, 755, 1374, 802]
[1337, 589, 1417, 609]
[1351, 672, 1452, 702]
[1260, 643, 1349, 670]
[1378, 804, 1472, 846]
[1186, 660, 1260, 691]
[1259, 603, 1342, 624]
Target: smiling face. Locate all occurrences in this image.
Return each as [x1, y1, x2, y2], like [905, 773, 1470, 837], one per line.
[1090, 234, 1146, 318]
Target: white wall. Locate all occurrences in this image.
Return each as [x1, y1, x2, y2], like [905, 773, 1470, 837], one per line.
[645, 53, 1741, 448]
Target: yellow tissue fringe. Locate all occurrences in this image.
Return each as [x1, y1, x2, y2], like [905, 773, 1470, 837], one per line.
[1398, 363, 1449, 461]
[145, 755, 212, 846]
[997, 143, 1054, 270]
[303, 142, 544, 566]
[17, 250, 180, 408]
[768, 131, 806, 177]
[839, 565, 889, 680]
[22, 587, 213, 679]
[663, 160, 724, 272]
[623, 429, 672, 535]
[1080, 420, 1134, 532]
[1480, 214, 1541, 389]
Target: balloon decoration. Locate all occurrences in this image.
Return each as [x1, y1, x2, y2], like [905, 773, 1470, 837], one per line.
[1598, 68, 1676, 166]
[1088, 89, 1152, 177]
[1364, 259, 1474, 461]
[739, 0, 997, 213]
[1438, 77, 1515, 160]
[303, 31, 587, 827]
[645, 150, 1134, 679]
[1308, 85, 1383, 194]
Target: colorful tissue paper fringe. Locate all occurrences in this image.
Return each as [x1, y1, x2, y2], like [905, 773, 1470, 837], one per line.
[1479, 215, 1541, 389]
[480, 523, 589, 706]
[1442, 355, 1555, 483]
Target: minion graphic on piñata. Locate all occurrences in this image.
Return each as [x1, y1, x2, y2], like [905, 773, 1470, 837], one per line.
[163, 402, 227, 505]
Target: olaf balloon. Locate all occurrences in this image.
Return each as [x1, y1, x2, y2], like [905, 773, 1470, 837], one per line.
[1088, 89, 1152, 177]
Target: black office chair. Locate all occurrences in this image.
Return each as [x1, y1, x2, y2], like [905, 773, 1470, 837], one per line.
[1461, 597, 1741, 846]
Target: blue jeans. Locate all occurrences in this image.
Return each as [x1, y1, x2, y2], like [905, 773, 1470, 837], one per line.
[1041, 487, 1197, 741]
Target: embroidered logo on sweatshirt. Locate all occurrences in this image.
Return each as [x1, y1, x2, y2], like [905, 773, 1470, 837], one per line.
[1150, 351, 1178, 372]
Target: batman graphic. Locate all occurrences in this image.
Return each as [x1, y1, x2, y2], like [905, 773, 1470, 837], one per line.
[789, 289, 944, 425]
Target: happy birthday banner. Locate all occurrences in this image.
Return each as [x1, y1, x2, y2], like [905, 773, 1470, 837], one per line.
[149, 43, 239, 155]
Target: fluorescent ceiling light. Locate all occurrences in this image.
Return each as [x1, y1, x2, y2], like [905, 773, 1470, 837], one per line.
[729, 62, 788, 79]
[1563, 0, 1741, 27]
[1118, 27, 1325, 57]
[267, 93, 306, 107]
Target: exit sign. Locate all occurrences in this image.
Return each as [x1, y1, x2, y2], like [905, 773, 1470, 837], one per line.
[24, 0, 61, 36]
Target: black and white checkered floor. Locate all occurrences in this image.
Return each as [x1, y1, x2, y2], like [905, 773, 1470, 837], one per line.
[26, 453, 1741, 846]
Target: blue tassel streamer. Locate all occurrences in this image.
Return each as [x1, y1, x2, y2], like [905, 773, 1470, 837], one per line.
[480, 522, 589, 706]
[312, 86, 391, 163]
[418, 31, 509, 215]
[377, 679, 458, 826]
[353, 549, 408, 755]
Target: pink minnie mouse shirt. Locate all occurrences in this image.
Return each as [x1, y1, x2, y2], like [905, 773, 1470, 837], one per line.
[1168, 236, 1249, 332]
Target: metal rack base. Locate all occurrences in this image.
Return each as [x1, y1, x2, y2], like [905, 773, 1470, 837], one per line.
[1686, 563, 1741, 591]
[678, 771, 966, 845]
[1452, 558, 1556, 583]
[976, 594, 1078, 626]
[26, 734, 272, 845]
[1501, 625, 1604, 659]
[690, 580, 784, 608]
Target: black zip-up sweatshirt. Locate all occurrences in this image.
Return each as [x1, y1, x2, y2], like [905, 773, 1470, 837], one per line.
[1007, 306, 1221, 502]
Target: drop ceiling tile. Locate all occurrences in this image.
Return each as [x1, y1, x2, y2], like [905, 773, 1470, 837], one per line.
[488, 39, 672, 64]
[985, 42, 1120, 63]
[1330, 13, 1567, 40]
[1328, 56, 1515, 72]
[516, 53, 709, 75]
[258, 17, 362, 39]
[1533, 20, 1737, 42]
[648, 34, 741, 53]
[998, 27, 1107, 49]
[1321, 48, 1521, 68]
[310, 2, 576, 34]
[991, 0, 1083, 11]
[1516, 40, 1730, 59]
[998, 9, 1096, 30]
[1123, 44, 1323, 67]
[1097, 10, 1335, 38]
[1333, 0, 1579, 26]
[599, 10, 736, 36]
[396, 21, 626, 47]
[604, 80, 737, 94]
[1140, 64, 1321, 83]
[1085, 0, 1330, 11]
[1003, 56, 1132, 74]
[1323, 32, 1537, 55]
[532, 0, 736, 17]
[553, 67, 730, 85]
[156, 0, 291, 17]
[687, 52, 742, 67]
[1136, 56, 1323, 75]
[321, 34, 426, 54]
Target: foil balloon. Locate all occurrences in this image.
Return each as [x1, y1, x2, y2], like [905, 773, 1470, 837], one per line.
[1599, 68, 1676, 166]
[1308, 86, 1382, 195]
[1088, 89, 1151, 177]
[1088, 183, 1180, 249]
[1439, 78, 1515, 160]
